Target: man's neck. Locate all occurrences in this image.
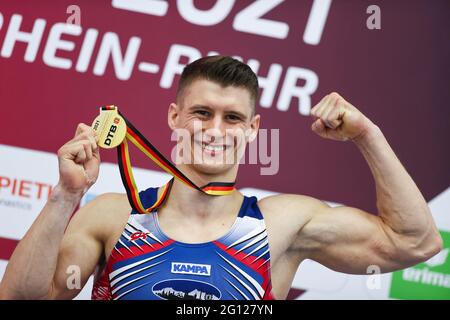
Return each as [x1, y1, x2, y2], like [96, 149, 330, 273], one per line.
[157, 166, 242, 222]
[175, 163, 237, 188]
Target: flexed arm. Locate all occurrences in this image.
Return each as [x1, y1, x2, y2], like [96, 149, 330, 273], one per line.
[289, 93, 442, 273]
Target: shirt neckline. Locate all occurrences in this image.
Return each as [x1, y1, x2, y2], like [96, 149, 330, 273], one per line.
[152, 195, 248, 247]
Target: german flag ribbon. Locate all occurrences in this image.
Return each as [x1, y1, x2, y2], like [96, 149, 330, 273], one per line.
[92, 105, 236, 214]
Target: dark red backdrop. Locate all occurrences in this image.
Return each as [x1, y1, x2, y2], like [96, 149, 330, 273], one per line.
[0, 0, 449, 214]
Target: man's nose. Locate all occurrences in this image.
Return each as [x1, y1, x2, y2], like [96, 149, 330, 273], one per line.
[203, 115, 226, 142]
[204, 115, 226, 132]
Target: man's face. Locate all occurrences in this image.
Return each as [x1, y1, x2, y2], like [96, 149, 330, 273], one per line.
[168, 79, 260, 176]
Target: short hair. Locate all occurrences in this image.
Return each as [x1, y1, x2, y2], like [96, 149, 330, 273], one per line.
[176, 55, 259, 114]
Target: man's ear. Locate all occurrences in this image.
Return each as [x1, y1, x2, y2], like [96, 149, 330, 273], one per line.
[248, 114, 260, 143]
[168, 102, 179, 130]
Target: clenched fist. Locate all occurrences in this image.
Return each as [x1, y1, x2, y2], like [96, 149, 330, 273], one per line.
[56, 123, 100, 195]
[310, 92, 374, 141]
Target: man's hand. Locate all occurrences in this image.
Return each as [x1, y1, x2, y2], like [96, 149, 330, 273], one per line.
[57, 123, 100, 195]
[310, 92, 374, 141]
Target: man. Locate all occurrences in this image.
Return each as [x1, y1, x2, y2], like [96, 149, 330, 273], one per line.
[0, 56, 442, 300]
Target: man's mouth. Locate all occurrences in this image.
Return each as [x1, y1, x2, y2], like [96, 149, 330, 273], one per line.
[202, 142, 226, 152]
[194, 140, 231, 156]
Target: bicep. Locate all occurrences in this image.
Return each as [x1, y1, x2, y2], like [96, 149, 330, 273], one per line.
[298, 204, 406, 274]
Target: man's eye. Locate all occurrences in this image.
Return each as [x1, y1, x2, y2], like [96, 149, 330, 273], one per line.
[226, 115, 241, 121]
[195, 110, 210, 117]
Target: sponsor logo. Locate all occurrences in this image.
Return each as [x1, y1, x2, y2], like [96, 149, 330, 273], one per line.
[0, 176, 52, 200]
[152, 279, 220, 300]
[389, 230, 450, 299]
[171, 262, 211, 276]
[104, 123, 118, 146]
[130, 231, 150, 241]
[0, 175, 53, 210]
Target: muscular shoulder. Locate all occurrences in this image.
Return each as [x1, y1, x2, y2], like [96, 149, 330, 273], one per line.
[82, 192, 130, 213]
[256, 194, 329, 253]
[66, 192, 131, 242]
[258, 193, 327, 223]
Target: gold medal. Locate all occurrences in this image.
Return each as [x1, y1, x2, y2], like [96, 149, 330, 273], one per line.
[91, 105, 127, 149]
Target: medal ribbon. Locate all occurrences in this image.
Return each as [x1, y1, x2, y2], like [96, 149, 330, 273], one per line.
[99, 106, 235, 214]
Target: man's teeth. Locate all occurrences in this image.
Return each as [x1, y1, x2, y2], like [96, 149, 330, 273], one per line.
[203, 144, 225, 151]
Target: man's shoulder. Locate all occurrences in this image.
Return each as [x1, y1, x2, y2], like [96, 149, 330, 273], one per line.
[91, 192, 129, 204]
[257, 193, 327, 218]
[75, 192, 131, 221]
[255, 193, 328, 239]
[254, 194, 330, 259]
[68, 192, 131, 242]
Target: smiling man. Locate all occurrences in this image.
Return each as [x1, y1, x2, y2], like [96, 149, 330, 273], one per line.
[0, 56, 442, 300]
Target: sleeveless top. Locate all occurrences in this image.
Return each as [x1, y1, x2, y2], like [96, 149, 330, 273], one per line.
[91, 186, 274, 300]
